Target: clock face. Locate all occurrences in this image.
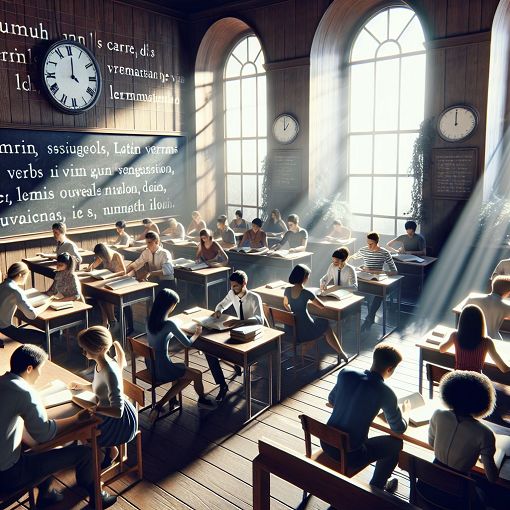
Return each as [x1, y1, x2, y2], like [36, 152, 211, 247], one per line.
[42, 41, 102, 114]
[273, 114, 299, 144]
[437, 105, 478, 142]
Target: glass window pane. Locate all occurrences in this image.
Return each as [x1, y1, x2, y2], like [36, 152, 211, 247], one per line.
[398, 16, 425, 53]
[225, 56, 242, 78]
[258, 139, 267, 172]
[241, 76, 257, 137]
[232, 38, 248, 63]
[258, 76, 267, 136]
[400, 54, 426, 130]
[243, 175, 257, 206]
[349, 135, 373, 174]
[351, 215, 371, 233]
[241, 62, 257, 77]
[365, 10, 388, 43]
[398, 133, 417, 174]
[350, 63, 374, 132]
[228, 206, 239, 220]
[349, 177, 372, 214]
[396, 219, 408, 233]
[248, 36, 261, 63]
[397, 176, 413, 216]
[351, 29, 379, 62]
[373, 177, 396, 216]
[227, 175, 241, 204]
[389, 8, 414, 40]
[243, 206, 257, 221]
[242, 140, 257, 173]
[377, 40, 400, 58]
[258, 174, 264, 209]
[373, 216, 395, 236]
[225, 80, 241, 138]
[374, 58, 399, 130]
[226, 140, 241, 172]
[373, 134, 398, 174]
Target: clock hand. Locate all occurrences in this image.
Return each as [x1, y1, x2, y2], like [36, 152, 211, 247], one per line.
[70, 58, 79, 83]
[454, 109, 458, 126]
[283, 118, 288, 131]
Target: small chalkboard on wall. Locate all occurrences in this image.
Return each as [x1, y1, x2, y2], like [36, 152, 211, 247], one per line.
[270, 150, 302, 192]
[0, 128, 186, 239]
[431, 148, 478, 199]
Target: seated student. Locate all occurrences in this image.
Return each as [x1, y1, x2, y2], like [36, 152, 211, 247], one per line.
[71, 326, 138, 469]
[325, 219, 351, 241]
[187, 210, 207, 236]
[162, 218, 185, 239]
[262, 208, 288, 235]
[354, 232, 397, 331]
[112, 220, 134, 248]
[230, 209, 250, 233]
[46, 252, 82, 302]
[146, 289, 215, 420]
[319, 248, 357, 290]
[86, 244, 126, 327]
[439, 305, 509, 373]
[491, 257, 510, 280]
[272, 213, 308, 253]
[196, 229, 229, 267]
[38, 222, 82, 266]
[0, 262, 54, 345]
[428, 371, 498, 506]
[238, 218, 268, 249]
[214, 215, 236, 249]
[324, 344, 408, 493]
[0, 344, 117, 509]
[284, 264, 348, 361]
[386, 220, 426, 256]
[126, 231, 174, 286]
[211, 270, 263, 400]
[137, 218, 160, 241]
[463, 276, 510, 340]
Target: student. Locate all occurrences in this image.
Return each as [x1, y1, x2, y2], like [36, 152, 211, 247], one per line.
[238, 218, 268, 249]
[319, 248, 357, 290]
[0, 262, 53, 345]
[386, 220, 426, 255]
[46, 252, 82, 302]
[211, 270, 263, 400]
[0, 344, 117, 509]
[324, 344, 409, 492]
[137, 218, 160, 240]
[354, 232, 397, 331]
[463, 276, 510, 340]
[162, 218, 185, 239]
[126, 232, 174, 284]
[428, 371, 498, 506]
[112, 220, 134, 248]
[187, 211, 207, 236]
[146, 289, 215, 420]
[214, 215, 236, 248]
[71, 326, 138, 468]
[196, 229, 229, 267]
[272, 214, 308, 253]
[39, 222, 82, 265]
[86, 244, 126, 327]
[284, 264, 348, 360]
[230, 210, 250, 233]
[325, 220, 351, 241]
[439, 305, 510, 373]
[262, 208, 288, 235]
[491, 257, 510, 280]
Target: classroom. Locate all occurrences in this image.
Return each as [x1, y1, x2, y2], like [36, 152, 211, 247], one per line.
[1, 1, 510, 509]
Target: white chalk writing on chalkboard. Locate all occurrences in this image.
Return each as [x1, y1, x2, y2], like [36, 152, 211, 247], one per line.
[432, 148, 478, 198]
[271, 150, 302, 191]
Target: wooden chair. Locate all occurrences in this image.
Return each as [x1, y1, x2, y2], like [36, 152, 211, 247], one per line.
[0, 486, 36, 509]
[129, 336, 183, 415]
[425, 363, 451, 399]
[266, 306, 321, 371]
[101, 379, 144, 487]
[399, 451, 477, 510]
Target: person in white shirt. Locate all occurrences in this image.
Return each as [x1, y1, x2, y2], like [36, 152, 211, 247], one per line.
[491, 258, 510, 280]
[320, 248, 357, 291]
[38, 222, 82, 265]
[210, 270, 264, 401]
[464, 276, 510, 339]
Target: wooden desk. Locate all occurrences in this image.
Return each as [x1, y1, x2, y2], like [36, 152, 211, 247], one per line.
[416, 325, 510, 393]
[117, 246, 146, 262]
[392, 256, 437, 305]
[163, 242, 198, 261]
[23, 253, 95, 286]
[174, 308, 283, 422]
[174, 266, 231, 308]
[0, 341, 103, 509]
[82, 278, 157, 347]
[357, 275, 403, 339]
[15, 301, 92, 360]
[452, 294, 510, 333]
[252, 284, 364, 361]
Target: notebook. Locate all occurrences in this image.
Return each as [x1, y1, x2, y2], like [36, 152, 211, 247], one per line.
[39, 380, 97, 409]
[49, 301, 74, 311]
[104, 276, 139, 290]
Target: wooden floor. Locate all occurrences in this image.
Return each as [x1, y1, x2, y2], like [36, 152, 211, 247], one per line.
[7, 310, 506, 509]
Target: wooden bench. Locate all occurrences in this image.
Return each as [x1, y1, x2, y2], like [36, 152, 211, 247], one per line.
[252, 438, 419, 510]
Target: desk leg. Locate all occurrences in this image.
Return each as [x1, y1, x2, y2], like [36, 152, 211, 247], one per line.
[276, 337, 281, 402]
[91, 427, 103, 510]
[397, 282, 401, 329]
[204, 278, 209, 309]
[46, 323, 51, 360]
[31, 270, 35, 288]
[120, 298, 126, 348]
[245, 357, 251, 421]
[268, 352, 273, 407]
[355, 306, 361, 357]
[85, 310, 89, 329]
[382, 290, 387, 337]
[418, 348, 423, 394]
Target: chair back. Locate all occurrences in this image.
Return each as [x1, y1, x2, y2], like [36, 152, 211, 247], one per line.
[262, 303, 273, 328]
[269, 307, 296, 328]
[425, 363, 451, 399]
[123, 379, 145, 409]
[129, 336, 156, 383]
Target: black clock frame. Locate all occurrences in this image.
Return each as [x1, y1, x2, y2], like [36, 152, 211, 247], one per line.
[436, 104, 479, 143]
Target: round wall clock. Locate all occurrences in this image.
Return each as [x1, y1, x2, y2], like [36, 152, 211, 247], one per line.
[437, 105, 478, 142]
[273, 113, 299, 144]
[41, 40, 102, 114]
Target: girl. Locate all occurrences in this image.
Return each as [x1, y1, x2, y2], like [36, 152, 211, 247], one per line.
[196, 229, 229, 267]
[263, 208, 288, 235]
[229, 210, 250, 233]
[284, 264, 348, 361]
[47, 252, 82, 302]
[70, 326, 138, 467]
[187, 211, 207, 236]
[147, 289, 215, 420]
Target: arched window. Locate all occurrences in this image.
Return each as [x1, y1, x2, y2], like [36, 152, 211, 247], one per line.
[347, 6, 425, 236]
[224, 35, 267, 220]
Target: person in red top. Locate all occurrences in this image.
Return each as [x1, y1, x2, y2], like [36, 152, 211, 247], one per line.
[439, 305, 509, 373]
[238, 218, 268, 249]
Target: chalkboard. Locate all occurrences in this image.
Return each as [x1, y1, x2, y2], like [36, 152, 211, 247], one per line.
[271, 150, 302, 191]
[0, 128, 186, 238]
[431, 148, 478, 199]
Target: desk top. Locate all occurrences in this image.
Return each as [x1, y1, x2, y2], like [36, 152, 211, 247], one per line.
[81, 276, 158, 296]
[229, 250, 313, 261]
[356, 274, 404, 287]
[174, 266, 231, 277]
[37, 300, 92, 320]
[308, 237, 356, 246]
[451, 293, 510, 315]
[392, 255, 437, 267]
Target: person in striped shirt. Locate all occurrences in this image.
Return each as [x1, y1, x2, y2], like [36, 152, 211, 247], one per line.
[354, 232, 397, 331]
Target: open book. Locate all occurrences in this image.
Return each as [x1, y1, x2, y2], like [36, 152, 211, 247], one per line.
[230, 246, 269, 254]
[392, 254, 424, 263]
[192, 314, 233, 331]
[104, 276, 139, 290]
[173, 258, 209, 271]
[88, 268, 117, 280]
[357, 271, 388, 282]
[49, 301, 74, 311]
[164, 238, 189, 245]
[265, 280, 292, 289]
[397, 392, 441, 426]
[39, 380, 97, 409]
[268, 249, 290, 258]
[319, 286, 352, 301]
[26, 288, 50, 307]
